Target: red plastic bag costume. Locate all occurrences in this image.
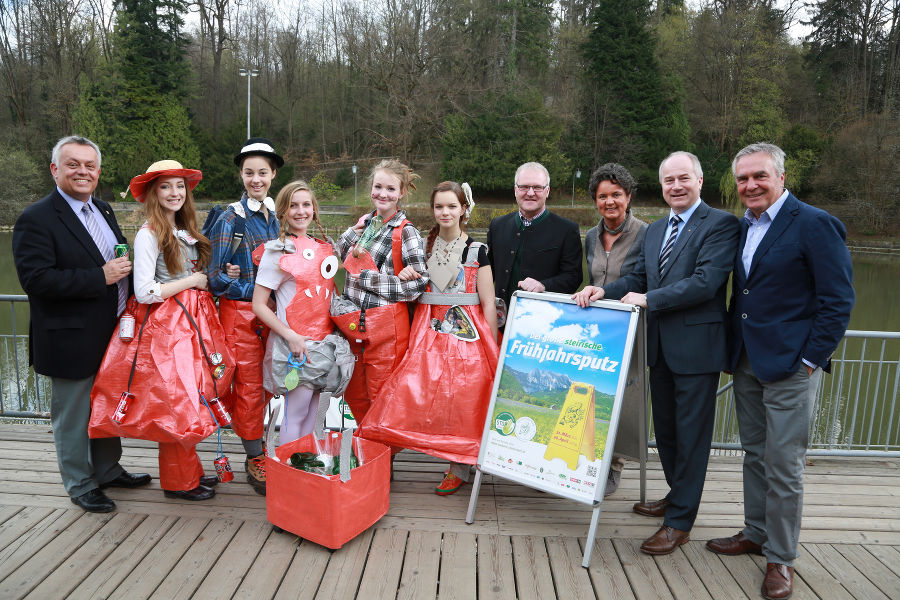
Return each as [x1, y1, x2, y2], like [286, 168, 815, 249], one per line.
[279, 236, 338, 341]
[90, 289, 235, 456]
[358, 243, 499, 464]
[218, 297, 268, 439]
[331, 222, 414, 423]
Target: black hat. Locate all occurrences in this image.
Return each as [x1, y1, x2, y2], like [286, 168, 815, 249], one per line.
[234, 137, 284, 168]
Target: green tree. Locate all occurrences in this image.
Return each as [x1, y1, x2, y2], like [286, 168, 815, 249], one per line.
[441, 89, 569, 193]
[74, 0, 199, 196]
[576, 0, 690, 187]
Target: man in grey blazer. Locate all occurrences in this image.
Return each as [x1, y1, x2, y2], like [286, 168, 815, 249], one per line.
[574, 151, 740, 554]
[13, 136, 151, 512]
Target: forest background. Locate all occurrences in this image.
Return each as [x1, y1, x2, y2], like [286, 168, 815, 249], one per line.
[0, 0, 897, 235]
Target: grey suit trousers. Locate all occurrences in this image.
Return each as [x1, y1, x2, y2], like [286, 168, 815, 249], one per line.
[50, 376, 123, 497]
[733, 351, 822, 566]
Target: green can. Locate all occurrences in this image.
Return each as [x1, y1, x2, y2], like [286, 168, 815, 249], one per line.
[114, 244, 130, 259]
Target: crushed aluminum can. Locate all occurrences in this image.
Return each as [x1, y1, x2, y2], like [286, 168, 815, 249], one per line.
[207, 396, 231, 426]
[118, 312, 135, 341]
[214, 455, 234, 482]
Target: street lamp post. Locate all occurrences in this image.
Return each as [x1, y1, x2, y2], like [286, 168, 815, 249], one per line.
[352, 164, 358, 206]
[238, 68, 259, 139]
[572, 170, 582, 206]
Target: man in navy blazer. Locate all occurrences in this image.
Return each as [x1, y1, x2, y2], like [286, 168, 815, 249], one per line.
[13, 136, 150, 513]
[574, 151, 740, 555]
[706, 143, 853, 600]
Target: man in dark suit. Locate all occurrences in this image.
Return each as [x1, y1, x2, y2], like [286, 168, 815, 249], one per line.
[487, 161, 582, 310]
[13, 136, 151, 513]
[706, 143, 854, 600]
[574, 151, 740, 555]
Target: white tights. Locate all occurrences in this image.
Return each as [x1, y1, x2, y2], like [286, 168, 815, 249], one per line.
[281, 386, 320, 444]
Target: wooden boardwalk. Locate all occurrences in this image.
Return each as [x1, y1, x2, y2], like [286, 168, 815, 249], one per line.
[0, 422, 898, 599]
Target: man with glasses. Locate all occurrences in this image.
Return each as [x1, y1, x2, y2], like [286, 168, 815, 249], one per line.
[487, 162, 582, 311]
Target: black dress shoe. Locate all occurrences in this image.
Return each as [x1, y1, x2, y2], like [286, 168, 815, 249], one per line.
[199, 475, 219, 487]
[71, 488, 116, 513]
[163, 485, 216, 501]
[100, 471, 152, 489]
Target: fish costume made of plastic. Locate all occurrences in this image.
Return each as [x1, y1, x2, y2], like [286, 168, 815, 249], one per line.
[253, 236, 353, 396]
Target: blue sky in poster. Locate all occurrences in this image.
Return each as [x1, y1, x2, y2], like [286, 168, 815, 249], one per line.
[502, 297, 633, 396]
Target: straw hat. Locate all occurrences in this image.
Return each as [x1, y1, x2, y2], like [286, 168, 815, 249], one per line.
[233, 137, 285, 168]
[129, 160, 203, 203]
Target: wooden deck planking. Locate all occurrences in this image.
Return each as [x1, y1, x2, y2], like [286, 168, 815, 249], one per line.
[1, 423, 899, 599]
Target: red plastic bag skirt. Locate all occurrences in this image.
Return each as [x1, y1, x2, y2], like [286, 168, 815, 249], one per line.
[89, 289, 235, 449]
[358, 270, 499, 464]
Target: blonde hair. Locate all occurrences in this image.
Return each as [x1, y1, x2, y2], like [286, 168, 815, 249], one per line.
[274, 180, 326, 241]
[368, 159, 420, 201]
[143, 180, 211, 274]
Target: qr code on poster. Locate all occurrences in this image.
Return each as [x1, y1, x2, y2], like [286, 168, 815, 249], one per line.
[586, 465, 598, 478]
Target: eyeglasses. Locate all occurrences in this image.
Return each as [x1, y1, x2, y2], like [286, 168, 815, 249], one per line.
[515, 184, 548, 193]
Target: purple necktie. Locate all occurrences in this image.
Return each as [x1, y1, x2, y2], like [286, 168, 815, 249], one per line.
[82, 204, 127, 315]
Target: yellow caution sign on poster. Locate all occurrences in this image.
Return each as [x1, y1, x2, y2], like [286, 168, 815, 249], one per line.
[543, 383, 596, 470]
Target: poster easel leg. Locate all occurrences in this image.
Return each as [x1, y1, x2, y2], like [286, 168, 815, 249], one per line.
[465, 468, 483, 524]
[581, 504, 603, 568]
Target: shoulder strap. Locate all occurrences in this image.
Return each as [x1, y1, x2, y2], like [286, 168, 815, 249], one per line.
[390, 219, 411, 275]
[465, 241, 483, 265]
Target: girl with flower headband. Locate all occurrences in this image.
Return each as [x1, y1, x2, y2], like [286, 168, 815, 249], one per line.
[358, 181, 499, 495]
[90, 160, 236, 501]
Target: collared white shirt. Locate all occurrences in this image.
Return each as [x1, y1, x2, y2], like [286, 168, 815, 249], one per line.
[741, 189, 789, 276]
[60, 187, 118, 254]
[660, 198, 702, 255]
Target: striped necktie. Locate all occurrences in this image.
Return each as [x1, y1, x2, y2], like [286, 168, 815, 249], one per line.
[82, 204, 128, 315]
[658, 215, 681, 273]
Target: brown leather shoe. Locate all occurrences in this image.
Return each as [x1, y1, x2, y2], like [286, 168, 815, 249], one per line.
[762, 563, 793, 599]
[706, 531, 763, 555]
[639, 526, 690, 555]
[632, 497, 669, 517]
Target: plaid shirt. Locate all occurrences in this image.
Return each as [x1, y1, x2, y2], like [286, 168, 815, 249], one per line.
[336, 210, 429, 309]
[208, 196, 280, 301]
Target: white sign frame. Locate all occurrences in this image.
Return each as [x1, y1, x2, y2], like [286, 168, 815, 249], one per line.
[465, 291, 643, 567]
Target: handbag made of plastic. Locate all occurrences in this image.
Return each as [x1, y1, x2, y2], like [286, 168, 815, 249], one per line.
[265, 394, 390, 549]
[89, 290, 235, 448]
[263, 332, 355, 397]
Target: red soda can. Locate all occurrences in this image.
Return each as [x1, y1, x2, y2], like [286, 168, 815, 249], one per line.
[119, 311, 135, 341]
[207, 396, 232, 426]
[214, 455, 234, 482]
[112, 392, 135, 424]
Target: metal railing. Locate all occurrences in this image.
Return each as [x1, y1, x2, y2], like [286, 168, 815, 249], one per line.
[690, 330, 900, 457]
[3, 294, 899, 456]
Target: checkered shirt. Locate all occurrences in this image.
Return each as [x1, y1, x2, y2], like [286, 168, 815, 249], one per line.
[208, 196, 280, 301]
[336, 211, 429, 309]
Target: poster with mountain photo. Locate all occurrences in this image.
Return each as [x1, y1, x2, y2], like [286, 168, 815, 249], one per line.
[478, 292, 639, 505]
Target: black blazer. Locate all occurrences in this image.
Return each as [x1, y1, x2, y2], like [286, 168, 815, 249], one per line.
[13, 190, 130, 379]
[603, 201, 740, 375]
[487, 210, 583, 306]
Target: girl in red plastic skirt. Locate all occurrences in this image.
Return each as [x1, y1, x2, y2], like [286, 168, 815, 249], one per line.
[90, 161, 236, 501]
[252, 181, 348, 443]
[207, 139, 282, 495]
[331, 160, 429, 423]
[358, 182, 499, 495]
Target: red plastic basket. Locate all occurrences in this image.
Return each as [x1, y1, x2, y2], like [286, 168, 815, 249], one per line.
[266, 432, 390, 549]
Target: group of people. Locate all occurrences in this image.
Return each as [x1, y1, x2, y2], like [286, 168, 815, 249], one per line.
[13, 135, 853, 600]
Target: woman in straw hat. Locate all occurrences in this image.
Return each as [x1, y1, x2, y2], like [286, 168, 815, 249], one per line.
[90, 160, 235, 501]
